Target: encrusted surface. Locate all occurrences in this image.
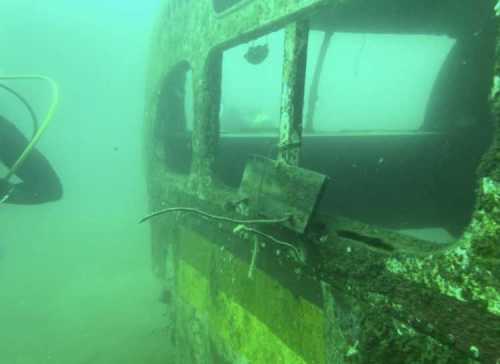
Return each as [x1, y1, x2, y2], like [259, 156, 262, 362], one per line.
[144, 1, 500, 363]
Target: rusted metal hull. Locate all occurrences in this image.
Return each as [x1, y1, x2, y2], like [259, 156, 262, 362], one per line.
[144, 1, 500, 363]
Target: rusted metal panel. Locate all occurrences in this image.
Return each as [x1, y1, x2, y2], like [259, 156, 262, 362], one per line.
[239, 156, 328, 233]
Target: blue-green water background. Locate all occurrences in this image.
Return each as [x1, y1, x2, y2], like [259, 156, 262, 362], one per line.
[0, 2, 169, 363]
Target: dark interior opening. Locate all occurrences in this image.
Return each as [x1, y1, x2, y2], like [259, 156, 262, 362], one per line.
[155, 62, 193, 174]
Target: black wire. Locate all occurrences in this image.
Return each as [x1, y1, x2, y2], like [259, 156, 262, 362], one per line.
[0, 83, 39, 139]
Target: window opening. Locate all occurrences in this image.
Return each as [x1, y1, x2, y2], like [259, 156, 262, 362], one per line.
[216, 29, 284, 188]
[298, 30, 490, 243]
[304, 32, 456, 133]
[155, 62, 193, 174]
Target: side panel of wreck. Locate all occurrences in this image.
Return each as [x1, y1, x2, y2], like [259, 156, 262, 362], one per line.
[144, 1, 500, 363]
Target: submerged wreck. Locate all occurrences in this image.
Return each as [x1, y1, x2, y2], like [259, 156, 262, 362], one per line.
[143, 0, 500, 363]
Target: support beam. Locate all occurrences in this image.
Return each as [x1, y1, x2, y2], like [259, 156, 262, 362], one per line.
[191, 53, 223, 193]
[278, 21, 309, 165]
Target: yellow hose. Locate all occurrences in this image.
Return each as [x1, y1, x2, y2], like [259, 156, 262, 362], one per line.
[0, 75, 60, 181]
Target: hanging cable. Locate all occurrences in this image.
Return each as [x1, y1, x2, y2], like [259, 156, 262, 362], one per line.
[0, 74, 59, 191]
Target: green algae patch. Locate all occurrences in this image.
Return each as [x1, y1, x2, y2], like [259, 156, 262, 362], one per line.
[175, 227, 326, 364]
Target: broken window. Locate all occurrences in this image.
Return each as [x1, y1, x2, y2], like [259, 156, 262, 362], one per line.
[155, 62, 193, 174]
[298, 30, 493, 243]
[215, 30, 284, 187]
